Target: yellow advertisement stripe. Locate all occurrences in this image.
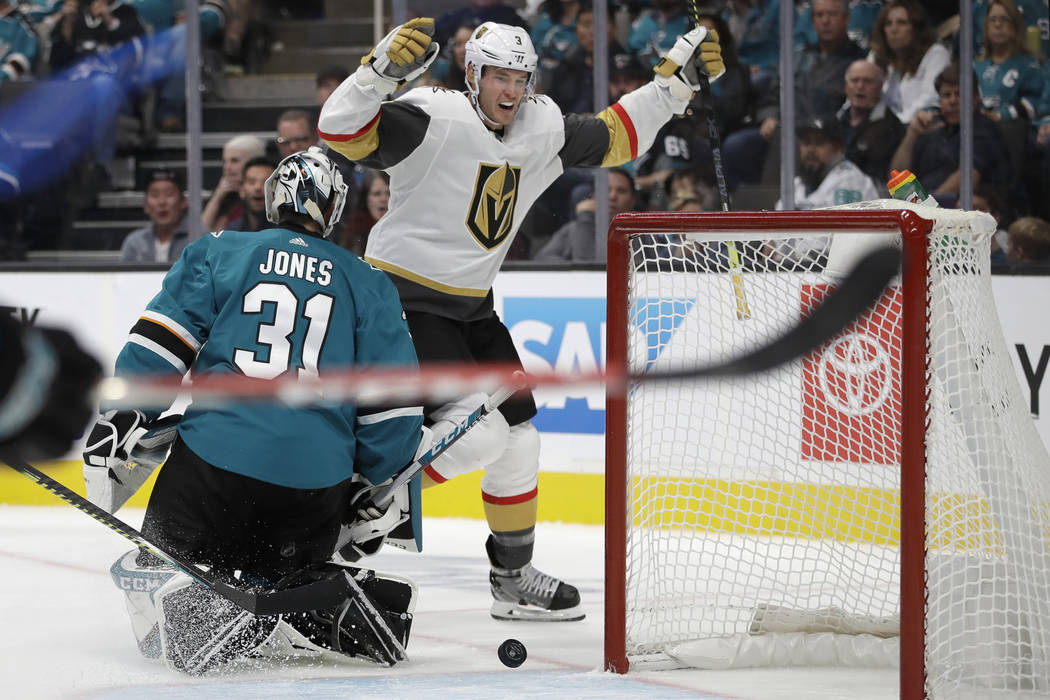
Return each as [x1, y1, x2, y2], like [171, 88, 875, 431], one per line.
[0, 467, 1025, 553]
[0, 460, 159, 507]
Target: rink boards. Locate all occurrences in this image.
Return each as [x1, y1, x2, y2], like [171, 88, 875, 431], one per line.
[0, 269, 1047, 534]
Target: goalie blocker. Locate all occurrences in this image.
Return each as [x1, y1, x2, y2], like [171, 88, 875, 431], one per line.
[112, 550, 417, 673]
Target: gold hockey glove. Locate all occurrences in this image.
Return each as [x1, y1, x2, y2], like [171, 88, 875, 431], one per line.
[654, 27, 725, 101]
[364, 17, 441, 85]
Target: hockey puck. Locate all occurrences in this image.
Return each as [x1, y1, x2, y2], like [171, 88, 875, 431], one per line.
[498, 638, 527, 668]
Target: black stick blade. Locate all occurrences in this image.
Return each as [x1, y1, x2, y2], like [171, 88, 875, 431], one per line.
[633, 244, 901, 382]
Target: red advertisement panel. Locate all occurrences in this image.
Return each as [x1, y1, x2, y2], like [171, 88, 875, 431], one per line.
[801, 284, 902, 464]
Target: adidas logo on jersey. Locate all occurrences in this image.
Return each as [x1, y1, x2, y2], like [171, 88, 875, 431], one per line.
[289, 237, 309, 247]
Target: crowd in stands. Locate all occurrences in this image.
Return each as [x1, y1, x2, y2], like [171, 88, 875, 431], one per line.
[2, 0, 1050, 266]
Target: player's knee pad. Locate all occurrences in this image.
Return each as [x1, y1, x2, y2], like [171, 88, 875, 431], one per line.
[155, 572, 281, 675]
[109, 549, 179, 659]
[427, 392, 510, 482]
[277, 563, 417, 666]
[480, 420, 540, 498]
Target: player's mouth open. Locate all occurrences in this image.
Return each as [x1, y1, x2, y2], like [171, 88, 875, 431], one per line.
[499, 101, 515, 111]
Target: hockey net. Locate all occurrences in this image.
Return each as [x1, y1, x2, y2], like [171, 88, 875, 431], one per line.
[604, 202, 1050, 699]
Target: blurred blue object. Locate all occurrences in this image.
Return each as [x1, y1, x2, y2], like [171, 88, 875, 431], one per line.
[0, 25, 185, 201]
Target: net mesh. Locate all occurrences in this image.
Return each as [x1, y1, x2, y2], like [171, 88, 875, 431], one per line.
[616, 202, 1050, 696]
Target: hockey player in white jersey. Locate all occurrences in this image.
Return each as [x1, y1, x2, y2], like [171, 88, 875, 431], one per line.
[319, 17, 724, 621]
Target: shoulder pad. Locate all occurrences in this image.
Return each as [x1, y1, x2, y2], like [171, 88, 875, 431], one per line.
[512, 94, 564, 133]
[399, 86, 473, 118]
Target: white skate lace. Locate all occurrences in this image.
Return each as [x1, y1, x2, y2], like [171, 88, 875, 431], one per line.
[517, 565, 559, 605]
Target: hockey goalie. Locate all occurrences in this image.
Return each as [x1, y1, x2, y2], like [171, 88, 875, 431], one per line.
[80, 147, 429, 674]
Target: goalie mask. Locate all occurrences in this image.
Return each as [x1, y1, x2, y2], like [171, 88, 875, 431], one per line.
[264, 146, 348, 238]
[463, 22, 538, 125]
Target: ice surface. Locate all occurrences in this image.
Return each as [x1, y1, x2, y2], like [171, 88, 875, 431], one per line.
[0, 506, 896, 699]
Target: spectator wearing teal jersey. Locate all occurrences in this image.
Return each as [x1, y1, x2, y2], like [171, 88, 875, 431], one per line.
[975, 0, 1048, 62]
[627, 0, 690, 68]
[129, 0, 227, 34]
[542, 0, 624, 113]
[531, 0, 579, 73]
[150, 0, 228, 130]
[795, 0, 883, 51]
[128, 0, 174, 31]
[0, 1, 38, 83]
[975, 0, 1046, 123]
[727, 0, 780, 93]
[19, 0, 59, 19]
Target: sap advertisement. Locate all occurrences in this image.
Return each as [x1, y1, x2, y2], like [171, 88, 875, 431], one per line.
[0, 270, 1048, 474]
[496, 273, 608, 473]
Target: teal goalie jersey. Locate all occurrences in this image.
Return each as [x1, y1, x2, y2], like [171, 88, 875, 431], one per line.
[110, 226, 423, 489]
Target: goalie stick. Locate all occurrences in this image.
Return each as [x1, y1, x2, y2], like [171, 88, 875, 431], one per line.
[0, 451, 355, 617]
[1, 380, 523, 614]
[95, 244, 902, 409]
[373, 382, 518, 509]
[336, 381, 519, 555]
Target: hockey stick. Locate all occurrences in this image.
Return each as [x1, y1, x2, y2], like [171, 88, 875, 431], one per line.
[334, 381, 521, 556]
[0, 451, 355, 617]
[373, 382, 519, 508]
[698, 87, 750, 319]
[689, 0, 750, 319]
[95, 245, 901, 408]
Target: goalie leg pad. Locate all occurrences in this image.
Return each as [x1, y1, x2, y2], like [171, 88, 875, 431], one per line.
[479, 421, 540, 498]
[279, 563, 417, 666]
[426, 392, 510, 482]
[156, 574, 280, 675]
[109, 549, 179, 659]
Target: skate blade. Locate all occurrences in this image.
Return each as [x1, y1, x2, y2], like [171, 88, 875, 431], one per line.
[490, 600, 585, 622]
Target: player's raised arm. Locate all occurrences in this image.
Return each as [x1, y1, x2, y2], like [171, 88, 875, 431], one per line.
[560, 27, 726, 169]
[317, 17, 439, 165]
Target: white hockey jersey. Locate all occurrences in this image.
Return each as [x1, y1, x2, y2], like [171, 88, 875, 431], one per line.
[318, 67, 688, 319]
[777, 157, 882, 211]
[773, 157, 883, 263]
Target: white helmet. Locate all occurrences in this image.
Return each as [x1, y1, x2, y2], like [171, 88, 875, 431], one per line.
[264, 146, 348, 238]
[463, 22, 538, 122]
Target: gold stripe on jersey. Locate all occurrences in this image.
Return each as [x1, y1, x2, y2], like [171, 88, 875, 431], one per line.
[365, 257, 490, 297]
[595, 102, 639, 167]
[319, 111, 381, 160]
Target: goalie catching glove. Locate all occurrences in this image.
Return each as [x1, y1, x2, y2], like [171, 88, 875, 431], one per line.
[83, 410, 181, 513]
[654, 26, 725, 101]
[359, 17, 440, 95]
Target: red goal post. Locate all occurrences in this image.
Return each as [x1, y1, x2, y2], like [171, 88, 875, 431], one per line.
[603, 204, 1050, 699]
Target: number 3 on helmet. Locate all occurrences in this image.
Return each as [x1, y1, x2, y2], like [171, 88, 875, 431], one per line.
[264, 146, 349, 239]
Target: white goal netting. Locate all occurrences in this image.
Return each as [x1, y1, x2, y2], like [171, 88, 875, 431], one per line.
[610, 202, 1050, 698]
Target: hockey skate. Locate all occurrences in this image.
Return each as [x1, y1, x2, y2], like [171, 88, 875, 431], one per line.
[490, 563, 584, 621]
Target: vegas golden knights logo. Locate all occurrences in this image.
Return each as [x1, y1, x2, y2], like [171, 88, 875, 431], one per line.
[466, 162, 521, 249]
